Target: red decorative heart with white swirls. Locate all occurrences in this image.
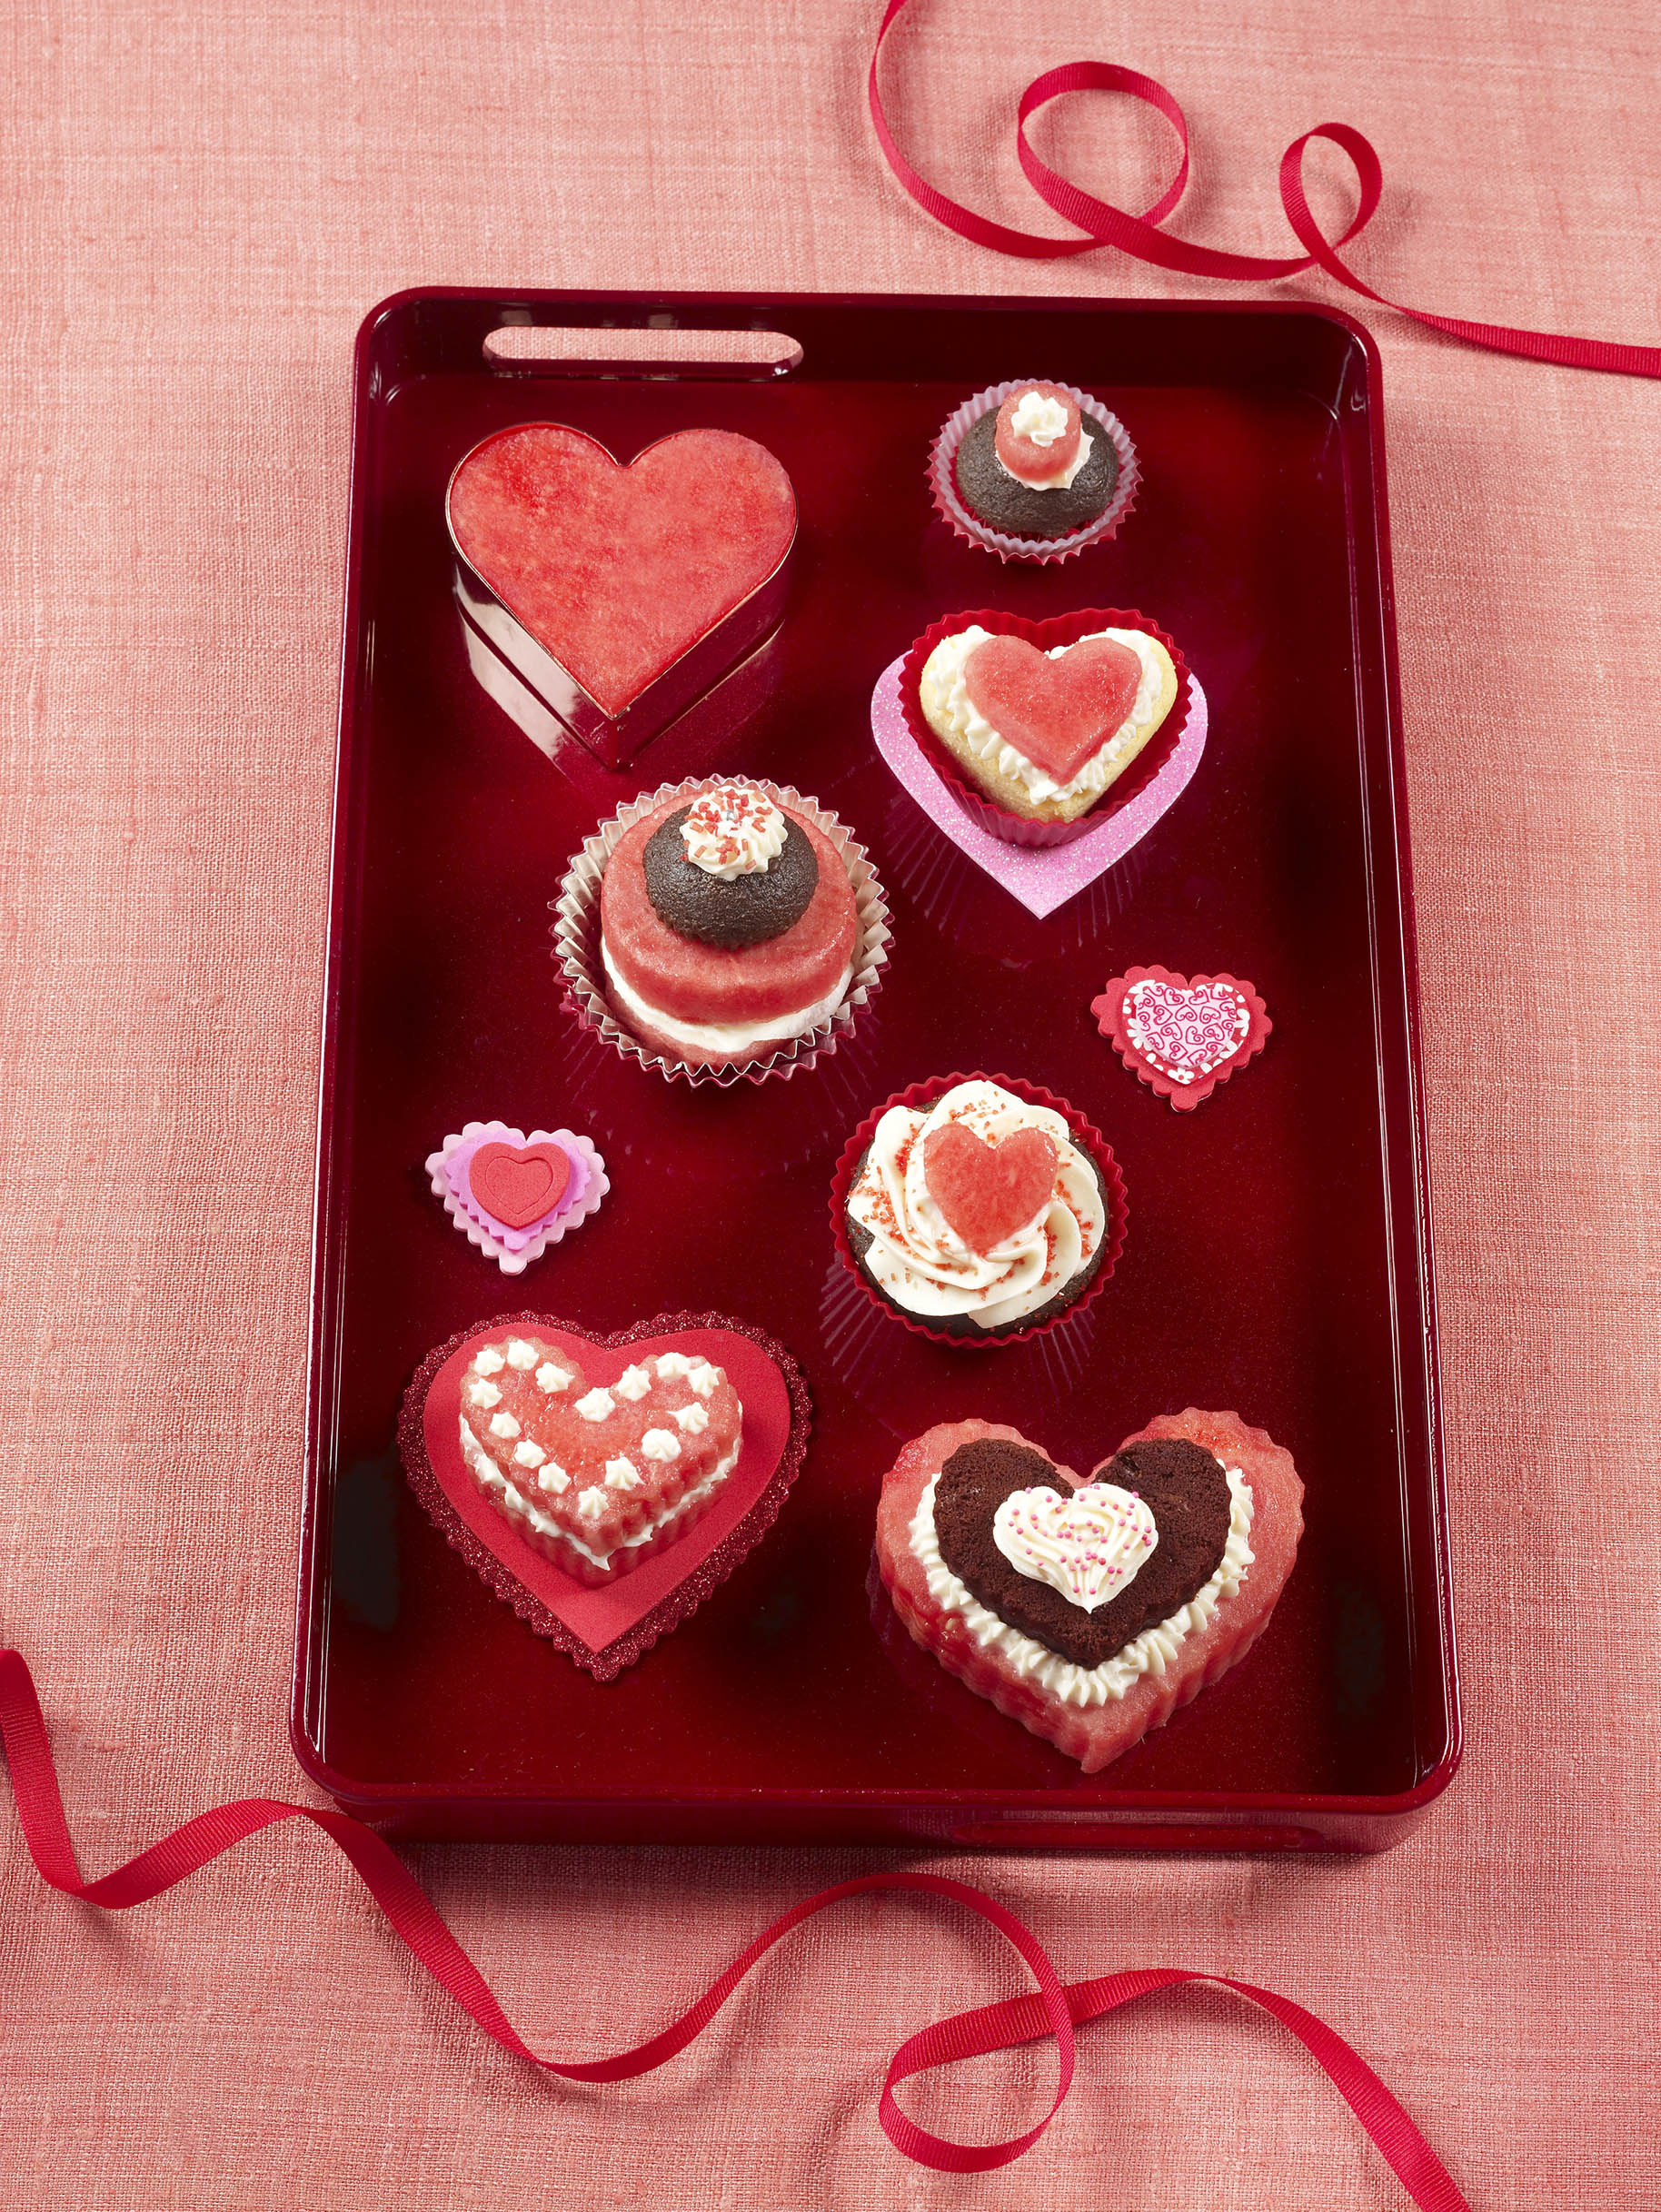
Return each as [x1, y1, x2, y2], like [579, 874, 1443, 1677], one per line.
[1092, 966, 1271, 1111]
[400, 1314, 810, 1679]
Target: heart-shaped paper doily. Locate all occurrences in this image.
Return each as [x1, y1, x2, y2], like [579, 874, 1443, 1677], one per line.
[923, 1123, 1059, 1254]
[1092, 966, 1272, 1110]
[870, 657, 1208, 918]
[448, 425, 796, 716]
[398, 1312, 811, 1679]
[962, 632, 1144, 785]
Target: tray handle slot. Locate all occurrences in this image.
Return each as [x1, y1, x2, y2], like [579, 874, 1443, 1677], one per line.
[483, 322, 802, 379]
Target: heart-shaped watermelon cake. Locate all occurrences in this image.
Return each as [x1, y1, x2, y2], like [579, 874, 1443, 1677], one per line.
[874, 1409, 1302, 1771]
[399, 1312, 811, 1679]
[447, 422, 796, 765]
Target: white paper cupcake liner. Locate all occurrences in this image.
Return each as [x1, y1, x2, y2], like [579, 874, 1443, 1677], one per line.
[552, 776, 892, 1089]
[929, 379, 1140, 564]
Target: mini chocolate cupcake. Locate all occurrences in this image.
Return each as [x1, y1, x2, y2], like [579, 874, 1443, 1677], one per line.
[930, 380, 1139, 563]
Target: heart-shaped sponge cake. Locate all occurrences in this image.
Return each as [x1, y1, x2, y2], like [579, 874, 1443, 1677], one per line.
[448, 424, 796, 718]
[400, 1314, 811, 1679]
[874, 1410, 1302, 1771]
[913, 610, 1183, 828]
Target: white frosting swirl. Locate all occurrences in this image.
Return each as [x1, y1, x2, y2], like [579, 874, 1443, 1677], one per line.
[1008, 390, 1070, 446]
[919, 626, 1166, 804]
[846, 1078, 1104, 1331]
[680, 787, 787, 878]
[998, 387, 1095, 489]
[991, 1481, 1158, 1612]
[911, 1463, 1256, 1706]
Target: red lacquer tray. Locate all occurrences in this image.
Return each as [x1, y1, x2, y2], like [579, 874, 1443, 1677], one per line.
[292, 288, 1458, 1851]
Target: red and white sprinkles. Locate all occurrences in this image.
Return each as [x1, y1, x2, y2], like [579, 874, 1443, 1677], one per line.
[990, 1480, 1159, 1613]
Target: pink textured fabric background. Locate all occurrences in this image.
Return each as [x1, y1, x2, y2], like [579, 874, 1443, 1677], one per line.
[2, 0, 1657, 2204]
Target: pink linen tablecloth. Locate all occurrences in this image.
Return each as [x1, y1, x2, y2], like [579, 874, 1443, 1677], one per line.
[2, 1, 1656, 2204]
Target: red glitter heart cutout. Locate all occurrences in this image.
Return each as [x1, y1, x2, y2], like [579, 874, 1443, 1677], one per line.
[468, 1141, 570, 1228]
[962, 632, 1142, 785]
[923, 1123, 1059, 1254]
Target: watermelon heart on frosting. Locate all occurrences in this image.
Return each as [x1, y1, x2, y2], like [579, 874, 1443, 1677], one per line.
[962, 632, 1144, 786]
[400, 1314, 811, 1679]
[922, 1122, 1059, 1255]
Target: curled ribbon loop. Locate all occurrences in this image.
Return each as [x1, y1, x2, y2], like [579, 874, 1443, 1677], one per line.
[869, 0, 1661, 377]
[1, 1647, 1473, 2199]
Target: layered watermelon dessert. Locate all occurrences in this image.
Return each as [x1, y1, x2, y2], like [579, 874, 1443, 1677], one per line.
[596, 781, 863, 1069]
[875, 1410, 1303, 1771]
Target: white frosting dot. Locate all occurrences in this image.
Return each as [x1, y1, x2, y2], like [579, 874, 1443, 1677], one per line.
[577, 1486, 607, 1521]
[537, 1463, 570, 1494]
[604, 1458, 642, 1490]
[639, 1428, 681, 1462]
[472, 1347, 506, 1376]
[488, 1411, 521, 1441]
[512, 1439, 545, 1469]
[654, 1353, 695, 1378]
[688, 1361, 721, 1399]
[613, 1364, 652, 1403]
[535, 1362, 570, 1394]
[505, 1339, 538, 1370]
[466, 1379, 502, 1410]
[575, 1388, 615, 1422]
[672, 1403, 710, 1434]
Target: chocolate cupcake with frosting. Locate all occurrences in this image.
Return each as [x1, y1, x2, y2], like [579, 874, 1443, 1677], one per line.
[833, 1076, 1129, 1344]
[929, 379, 1139, 564]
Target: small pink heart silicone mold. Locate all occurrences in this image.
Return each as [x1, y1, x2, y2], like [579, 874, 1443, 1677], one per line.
[427, 1120, 609, 1272]
[1091, 967, 1271, 1110]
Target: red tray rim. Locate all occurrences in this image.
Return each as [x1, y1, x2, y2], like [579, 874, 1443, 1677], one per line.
[292, 284, 1460, 1840]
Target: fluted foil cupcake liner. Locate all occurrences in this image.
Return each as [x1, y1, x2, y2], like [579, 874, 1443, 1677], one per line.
[552, 775, 891, 1089]
[898, 606, 1193, 848]
[929, 379, 1140, 564]
[827, 1071, 1129, 1349]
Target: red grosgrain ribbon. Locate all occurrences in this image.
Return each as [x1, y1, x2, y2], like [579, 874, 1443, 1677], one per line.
[1, 1649, 1467, 2200]
[869, 0, 1661, 379]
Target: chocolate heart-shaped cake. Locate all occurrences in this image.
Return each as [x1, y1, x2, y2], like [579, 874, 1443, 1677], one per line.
[874, 1410, 1303, 1772]
[399, 1313, 811, 1679]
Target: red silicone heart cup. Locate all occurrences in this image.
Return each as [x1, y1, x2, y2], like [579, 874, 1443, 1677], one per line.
[898, 608, 1191, 849]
